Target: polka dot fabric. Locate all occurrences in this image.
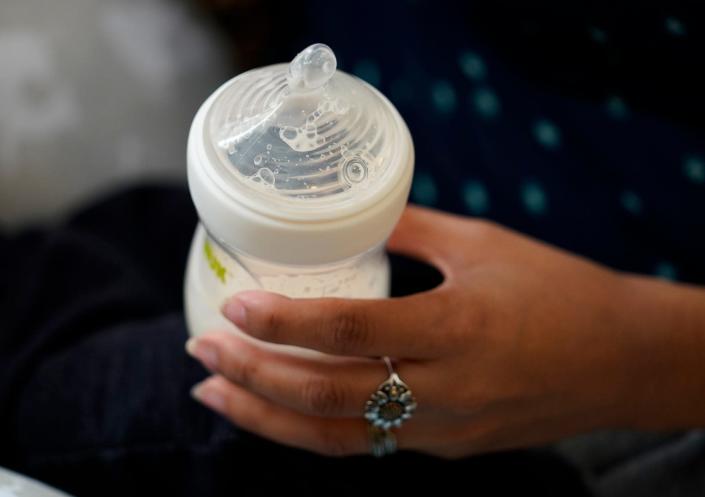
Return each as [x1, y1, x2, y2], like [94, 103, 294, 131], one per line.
[290, 1, 705, 285]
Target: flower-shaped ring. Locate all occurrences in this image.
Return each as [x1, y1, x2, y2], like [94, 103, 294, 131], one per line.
[364, 357, 417, 430]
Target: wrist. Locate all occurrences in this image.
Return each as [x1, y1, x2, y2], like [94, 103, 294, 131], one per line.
[611, 274, 705, 430]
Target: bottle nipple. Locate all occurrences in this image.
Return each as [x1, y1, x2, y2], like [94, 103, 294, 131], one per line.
[287, 43, 337, 92]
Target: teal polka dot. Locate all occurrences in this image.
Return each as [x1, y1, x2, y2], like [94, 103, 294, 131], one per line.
[588, 26, 607, 44]
[605, 96, 629, 120]
[462, 180, 490, 214]
[654, 261, 678, 281]
[390, 79, 414, 103]
[411, 172, 438, 206]
[533, 119, 561, 150]
[431, 80, 457, 115]
[473, 87, 501, 119]
[621, 190, 643, 215]
[353, 59, 381, 87]
[665, 17, 687, 37]
[683, 156, 705, 184]
[521, 180, 548, 216]
[458, 51, 486, 80]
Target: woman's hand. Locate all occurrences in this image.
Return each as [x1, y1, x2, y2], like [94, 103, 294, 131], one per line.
[186, 205, 705, 458]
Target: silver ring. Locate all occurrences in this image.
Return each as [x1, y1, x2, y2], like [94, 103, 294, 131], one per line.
[369, 425, 397, 458]
[364, 357, 417, 430]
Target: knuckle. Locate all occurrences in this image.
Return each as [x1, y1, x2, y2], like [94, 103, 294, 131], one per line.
[301, 377, 347, 416]
[325, 307, 371, 353]
[256, 310, 285, 341]
[232, 355, 259, 388]
[448, 290, 489, 345]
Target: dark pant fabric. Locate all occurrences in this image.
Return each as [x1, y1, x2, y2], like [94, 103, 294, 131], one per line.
[0, 185, 590, 496]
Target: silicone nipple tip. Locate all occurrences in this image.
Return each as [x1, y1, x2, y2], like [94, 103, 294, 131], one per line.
[287, 43, 337, 92]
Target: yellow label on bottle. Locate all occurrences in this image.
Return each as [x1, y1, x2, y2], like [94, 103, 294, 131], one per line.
[204, 238, 227, 284]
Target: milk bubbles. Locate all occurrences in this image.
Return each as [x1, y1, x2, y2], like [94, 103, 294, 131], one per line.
[278, 98, 350, 152]
[250, 166, 275, 187]
[257, 167, 275, 185]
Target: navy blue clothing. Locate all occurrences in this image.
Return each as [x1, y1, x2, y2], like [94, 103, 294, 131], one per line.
[281, 0, 705, 284]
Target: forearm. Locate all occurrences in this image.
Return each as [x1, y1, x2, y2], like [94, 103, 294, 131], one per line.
[617, 274, 705, 430]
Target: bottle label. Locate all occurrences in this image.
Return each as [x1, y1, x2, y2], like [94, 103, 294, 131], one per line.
[203, 238, 228, 284]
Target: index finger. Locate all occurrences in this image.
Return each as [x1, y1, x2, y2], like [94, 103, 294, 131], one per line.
[221, 289, 456, 358]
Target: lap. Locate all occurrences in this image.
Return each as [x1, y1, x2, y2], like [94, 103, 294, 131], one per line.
[0, 186, 590, 496]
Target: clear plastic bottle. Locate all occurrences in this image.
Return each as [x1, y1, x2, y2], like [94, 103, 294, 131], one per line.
[184, 44, 414, 338]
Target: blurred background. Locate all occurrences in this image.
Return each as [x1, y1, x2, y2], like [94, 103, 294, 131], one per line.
[0, 0, 231, 227]
[1, 1, 704, 494]
[2, 0, 704, 284]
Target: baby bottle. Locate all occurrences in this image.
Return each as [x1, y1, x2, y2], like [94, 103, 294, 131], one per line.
[184, 43, 414, 337]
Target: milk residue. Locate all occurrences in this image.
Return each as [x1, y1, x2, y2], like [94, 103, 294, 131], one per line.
[278, 98, 350, 152]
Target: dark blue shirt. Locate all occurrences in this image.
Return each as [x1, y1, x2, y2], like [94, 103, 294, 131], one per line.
[288, 0, 705, 284]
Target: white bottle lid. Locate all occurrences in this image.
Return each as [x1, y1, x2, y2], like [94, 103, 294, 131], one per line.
[188, 44, 414, 265]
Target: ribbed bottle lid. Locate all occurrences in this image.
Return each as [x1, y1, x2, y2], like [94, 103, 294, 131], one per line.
[204, 43, 407, 219]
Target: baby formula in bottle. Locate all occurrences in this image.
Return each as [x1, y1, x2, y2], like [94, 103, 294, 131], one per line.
[184, 43, 414, 338]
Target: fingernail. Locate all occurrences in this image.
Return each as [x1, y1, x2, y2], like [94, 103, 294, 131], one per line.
[185, 337, 219, 371]
[221, 297, 248, 329]
[191, 382, 225, 411]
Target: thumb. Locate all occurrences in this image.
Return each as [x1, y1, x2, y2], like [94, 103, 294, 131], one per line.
[387, 204, 456, 273]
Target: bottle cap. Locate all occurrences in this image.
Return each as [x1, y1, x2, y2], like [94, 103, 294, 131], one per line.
[188, 43, 414, 265]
